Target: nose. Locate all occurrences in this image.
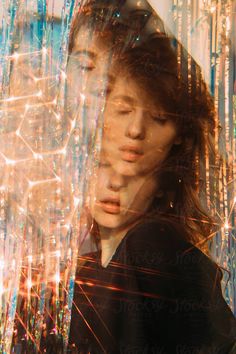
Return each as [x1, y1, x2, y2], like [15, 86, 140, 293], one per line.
[107, 171, 126, 192]
[125, 108, 145, 140]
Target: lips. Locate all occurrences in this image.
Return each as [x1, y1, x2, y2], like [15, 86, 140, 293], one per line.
[119, 145, 143, 162]
[99, 198, 120, 214]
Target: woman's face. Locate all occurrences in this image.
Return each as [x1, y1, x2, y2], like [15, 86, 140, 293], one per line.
[66, 26, 114, 116]
[89, 156, 158, 232]
[103, 76, 181, 176]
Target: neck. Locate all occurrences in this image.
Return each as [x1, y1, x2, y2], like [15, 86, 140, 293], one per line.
[100, 227, 127, 245]
[99, 226, 128, 268]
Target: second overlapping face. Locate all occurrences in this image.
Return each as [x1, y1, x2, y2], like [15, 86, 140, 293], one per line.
[89, 152, 158, 232]
[66, 1, 181, 232]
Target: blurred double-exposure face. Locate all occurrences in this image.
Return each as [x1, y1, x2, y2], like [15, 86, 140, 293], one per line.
[66, 26, 114, 118]
[89, 152, 158, 232]
[67, 25, 180, 176]
[66, 7, 180, 231]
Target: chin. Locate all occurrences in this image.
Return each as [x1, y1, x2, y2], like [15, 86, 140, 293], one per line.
[94, 212, 124, 230]
[113, 161, 140, 177]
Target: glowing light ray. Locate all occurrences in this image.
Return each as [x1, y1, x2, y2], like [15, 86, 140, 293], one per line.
[3, 49, 45, 60]
[76, 277, 178, 302]
[33, 74, 57, 82]
[0, 92, 43, 103]
[75, 256, 194, 283]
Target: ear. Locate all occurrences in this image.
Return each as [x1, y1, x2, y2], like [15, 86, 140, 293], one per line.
[174, 135, 182, 145]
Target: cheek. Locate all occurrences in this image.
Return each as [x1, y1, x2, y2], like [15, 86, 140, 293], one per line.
[95, 170, 108, 192]
[151, 126, 177, 150]
[104, 115, 124, 138]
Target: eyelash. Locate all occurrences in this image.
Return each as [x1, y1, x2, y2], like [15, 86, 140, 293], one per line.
[71, 56, 95, 71]
[116, 109, 133, 115]
[76, 64, 95, 71]
[152, 115, 168, 125]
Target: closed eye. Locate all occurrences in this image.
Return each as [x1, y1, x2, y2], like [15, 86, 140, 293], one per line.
[70, 53, 95, 72]
[114, 102, 133, 115]
[75, 61, 95, 71]
[116, 109, 133, 115]
[151, 114, 168, 125]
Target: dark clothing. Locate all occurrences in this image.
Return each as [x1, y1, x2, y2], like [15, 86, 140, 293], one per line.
[69, 222, 236, 353]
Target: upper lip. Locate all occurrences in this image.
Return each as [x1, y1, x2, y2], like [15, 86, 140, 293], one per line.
[100, 197, 120, 206]
[119, 145, 143, 155]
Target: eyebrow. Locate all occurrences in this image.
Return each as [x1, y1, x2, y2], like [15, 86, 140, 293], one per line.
[71, 49, 97, 60]
[111, 95, 136, 105]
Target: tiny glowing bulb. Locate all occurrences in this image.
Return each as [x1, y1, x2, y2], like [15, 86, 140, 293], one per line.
[0, 284, 4, 296]
[224, 222, 229, 230]
[33, 153, 43, 160]
[67, 248, 72, 257]
[55, 113, 61, 121]
[13, 52, 19, 60]
[28, 181, 34, 188]
[55, 273, 60, 283]
[210, 6, 216, 13]
[60, 148, 67, 156]
[61, 71, 67, 80]
[80, 93, 86, 103]
[55, 250, 61, 258]
[6, 158, 16, 166]
[52, 97, 57, 105]
[27, 279, 32, 289]
[18, 206, 25, 214]
[0, 259, 5, 270]
[226, 17, 231, 31]
[73, 196, 80, 207]
[71, 119, 76, 129]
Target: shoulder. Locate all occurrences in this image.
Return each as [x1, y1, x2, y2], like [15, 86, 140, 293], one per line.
[121, 220, 220, 281]
[122, 220, 200, 260]
[124, 219, 188, 249]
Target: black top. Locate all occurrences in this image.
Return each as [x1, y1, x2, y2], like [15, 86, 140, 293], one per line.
[69, 221, 236, 354]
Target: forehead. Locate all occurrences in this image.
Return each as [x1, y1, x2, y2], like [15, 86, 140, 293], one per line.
[72, 26, 113, 54]
[108, 75, 163, 112]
